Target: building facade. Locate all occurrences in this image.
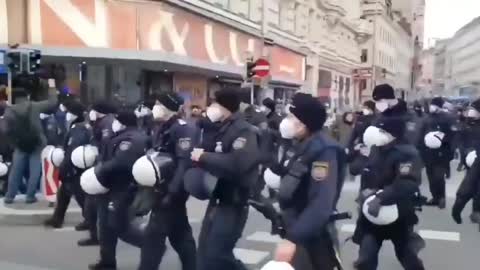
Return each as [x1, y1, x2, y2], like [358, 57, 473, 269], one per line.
[444, 17, 480, 97]
[432, 39, 449, 95]
[356, 0, 415, 102]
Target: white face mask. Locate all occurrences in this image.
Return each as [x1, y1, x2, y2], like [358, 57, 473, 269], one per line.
[59, 104, 67, 112]
[39, 113, 50, 120]
[467, 108, 480, 118]
[429, 105, 439, 113]
[206, 106, 223, 122]
[89, 110, 97, 122]
[260, 106, 271, 114]
[279, 118, 297, 139]
[66, 112, 78, 122]
[112, 119, 125, 133]
[363, 109, 372, 116]
[375, 101, 389, 112]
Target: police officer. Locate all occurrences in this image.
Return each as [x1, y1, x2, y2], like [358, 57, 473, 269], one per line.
[452, 146, 480, 225]
[419, 97, 457, 209]
[78, 100, 118, 247]
[354, 116, 425, 270]
[372, 84, 407, 118]
[40, 106, 63, 147]
[44, 100, 91, 229]
[85, 109, 149, 270]
[261, 97, 282, 131]
[0, 104, 13, 196]
[272, 93, 346, 270]
[455, 99, 480, 223]
[135, 97, 155, 135]
[137, 92, 197, 270]
[191, 88, 260, 270]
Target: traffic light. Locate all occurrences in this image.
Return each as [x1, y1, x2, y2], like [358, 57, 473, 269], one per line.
[28, 50, 41, 74]
[7, 51, 22, 74]
[246, 60, 256, 80]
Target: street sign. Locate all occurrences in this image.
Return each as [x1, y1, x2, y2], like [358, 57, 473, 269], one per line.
[253, 58, 270, 78]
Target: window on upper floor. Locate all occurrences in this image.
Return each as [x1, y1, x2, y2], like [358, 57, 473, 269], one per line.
[361, 49, 368, 63]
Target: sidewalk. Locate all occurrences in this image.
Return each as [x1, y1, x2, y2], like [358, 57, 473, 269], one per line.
[0, 194, 81, 226]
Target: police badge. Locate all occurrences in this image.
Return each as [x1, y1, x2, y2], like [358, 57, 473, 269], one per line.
[311, 161, 329, 181]
[178, 138, 192, 151]
[399, 163, 412, 175]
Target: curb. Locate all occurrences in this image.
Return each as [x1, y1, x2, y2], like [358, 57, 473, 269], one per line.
[0, 197, 82, 226]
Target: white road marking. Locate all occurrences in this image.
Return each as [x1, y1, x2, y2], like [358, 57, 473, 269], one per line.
[340, 224, 461, 242]
[233, 248, 270, 265]
[246, 231, 282, 243]
[53, 227, 75, 232]
[419, 230, 460, 242]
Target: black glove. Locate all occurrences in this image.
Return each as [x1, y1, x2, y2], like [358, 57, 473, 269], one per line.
[367, 197, 382, 218]
[451, 200, 465, 224]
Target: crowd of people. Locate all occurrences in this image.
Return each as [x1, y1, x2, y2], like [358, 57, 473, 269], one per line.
[0, 80, 479, 270]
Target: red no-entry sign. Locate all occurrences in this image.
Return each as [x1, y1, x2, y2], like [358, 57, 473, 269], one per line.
[253, 58, 270, 78]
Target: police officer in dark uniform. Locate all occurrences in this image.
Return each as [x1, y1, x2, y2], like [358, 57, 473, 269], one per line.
[78, 101, 118, 247]
[44, 100, 91, 229]
[419, 97, 457, 209]
[354, 116, 425, 270]
[454, 99, 480, 223]
[40, 106, 63, 147]
[191, 88, 260, 270]
[135, 96, 155, 135]
[452, 145, 480, 225]
[138, 92, 198, 270]
[82, 109, 148, 270]
[272, 93, 346, 270]
[0, 104, 13, 196]
[261, 97, 282, 131]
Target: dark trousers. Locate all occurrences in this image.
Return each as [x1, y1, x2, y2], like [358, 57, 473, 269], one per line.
[51, 180, 86, 222]
[84, 194, 98, 240]
[138, 203, 196, 270]
[98, 191, 144, 264]
[356, 229, 424, 270]
[197, 202, 249, 270]
[425, 163, 447, 201]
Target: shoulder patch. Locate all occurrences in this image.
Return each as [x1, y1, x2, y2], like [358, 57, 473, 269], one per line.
[102, 129, 110, 138]
[399, 163, 412, 175]
[119, 141, 132, 151]
[311, 161, 329, 181]
[232, 137, 247, 150]
[178, 138, 192, 151]
[178, 119, 187, 125]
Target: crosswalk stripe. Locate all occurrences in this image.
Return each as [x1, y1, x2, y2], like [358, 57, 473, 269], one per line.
[340, 224, 461, 242]
[246, 231, 282, 243]
[233, 248, 270, 265]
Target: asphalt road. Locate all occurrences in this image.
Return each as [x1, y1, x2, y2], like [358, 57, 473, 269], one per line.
[0, 166, 478, 270]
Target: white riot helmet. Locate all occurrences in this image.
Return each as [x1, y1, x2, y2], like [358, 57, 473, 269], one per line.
[132, 152, 175, 187]
[49, 148, 65, 167]
[261, 261, 294, 270]
[362, 193, 399, 225]
[0, 162, 8, 177]
[424, 131, 445, 149]
[71, 145, 99, 169]
[264, 168, 281, 190]
[466, 150, 477, 168]
[80, 167, 109, 195]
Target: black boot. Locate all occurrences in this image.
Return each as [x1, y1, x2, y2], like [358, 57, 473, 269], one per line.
[88, 261, 116, 270]
[44, 217, 63, 229]
[75, 220, 89, 231]
[78, 237, 99, 247]
[470, 212, 480, 223]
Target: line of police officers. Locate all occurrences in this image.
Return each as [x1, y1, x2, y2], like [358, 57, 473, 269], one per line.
[35, 82, 480, 270]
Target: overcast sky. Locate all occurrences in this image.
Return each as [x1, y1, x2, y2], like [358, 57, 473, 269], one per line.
[424, 0, 480, 47]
